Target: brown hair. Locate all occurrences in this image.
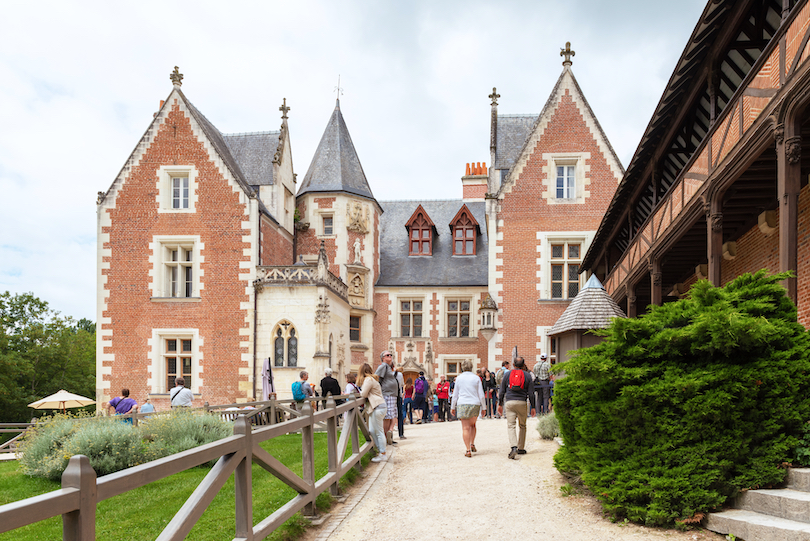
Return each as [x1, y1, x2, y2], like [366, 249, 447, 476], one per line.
[357, 363, 377, 388]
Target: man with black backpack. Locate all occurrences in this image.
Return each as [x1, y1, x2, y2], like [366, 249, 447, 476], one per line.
[497, 356, 536, 459]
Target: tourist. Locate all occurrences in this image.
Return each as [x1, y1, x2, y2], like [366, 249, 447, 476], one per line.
[435, 375, 450, 421]
[482, 369, 497, 418]
[450, 359, 487, 457]
[358, 362, 387, 462]
[107, 388, 138, 420]
[413, 371, 429, 423]
[494, 360, 510, 419]
[343, 372, 362, 423]
[497, 356, 536, 459]
[403, 377, 415, 424]
[320, 367, 342, 409]
[375, 350, 398, 445]
[396, 367, 406, 440]
[291, 371, 313, 409]
[533, 353, 551, 414]
[170, 377, 194, 408]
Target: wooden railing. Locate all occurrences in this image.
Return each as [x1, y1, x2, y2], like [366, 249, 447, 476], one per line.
[0, 423, 33, 455]
[0, 395, 372, 540]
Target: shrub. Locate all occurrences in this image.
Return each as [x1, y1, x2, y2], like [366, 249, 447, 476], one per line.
[138, 409, 232, 463]
[553, 271, 810, 527]
[19, 414, 142, 480]
[536, 411, 560, 440]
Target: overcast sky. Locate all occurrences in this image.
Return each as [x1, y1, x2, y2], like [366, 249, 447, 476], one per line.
[0, 0, 708, 322]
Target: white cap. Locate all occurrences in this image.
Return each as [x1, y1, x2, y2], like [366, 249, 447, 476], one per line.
[540, 353, 547, 359]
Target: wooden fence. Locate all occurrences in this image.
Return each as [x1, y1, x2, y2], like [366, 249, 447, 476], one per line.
[0, 423, 33, 455]
[0, 395, 372, 540]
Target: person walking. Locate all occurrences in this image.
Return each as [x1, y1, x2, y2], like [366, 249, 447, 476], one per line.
[450, 359, 487, 457]
[494, 360, 510, 419]
[413, 371, 429, 424]
[396, 367, 406, 439]
[435, 375, 450, 421]
[403, 377, 415, 424]
[482, 370, 497, 418]
[497, 356, 536, 459]
[375, 350, 399, 445]
[358, 362, 387, 462]
[533, 353, 551, 414]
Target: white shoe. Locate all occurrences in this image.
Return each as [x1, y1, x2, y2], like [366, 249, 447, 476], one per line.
[371, 454, 387, 463]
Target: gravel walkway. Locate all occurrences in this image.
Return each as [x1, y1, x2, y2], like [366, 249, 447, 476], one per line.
[304, 417, 725, 541]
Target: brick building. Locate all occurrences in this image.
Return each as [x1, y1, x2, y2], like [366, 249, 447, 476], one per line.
[581, 0, 810, 330]
[97, 53, 623, 406]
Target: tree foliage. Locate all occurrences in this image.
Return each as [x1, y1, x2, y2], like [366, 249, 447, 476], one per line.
[0, 292, 95, 422]
[553, 271, 810, 527]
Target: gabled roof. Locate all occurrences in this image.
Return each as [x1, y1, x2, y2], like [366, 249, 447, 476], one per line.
[493, 114, 537, 172]
[298, 100, 377, 203]
[548, 275, 626, 335]
[377, 200, 488, 287]
[224, 131, 281, 187]
[404, 204, 436, 229]
[496, 67, 624, 197]
[448, 204, 480, 233]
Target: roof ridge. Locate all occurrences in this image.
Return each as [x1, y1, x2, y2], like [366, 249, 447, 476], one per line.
[223, 130, 281, 137]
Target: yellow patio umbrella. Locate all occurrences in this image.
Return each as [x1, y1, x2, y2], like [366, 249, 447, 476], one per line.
[28, 390, 96, 413]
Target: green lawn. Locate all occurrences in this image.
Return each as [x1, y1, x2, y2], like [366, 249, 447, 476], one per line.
[0, 431, 369, 541]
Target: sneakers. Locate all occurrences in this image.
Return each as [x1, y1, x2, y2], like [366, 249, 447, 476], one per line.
[508, 447, 518, 459]
[517, 449, 527, 455]
[371, 454, 387, 463]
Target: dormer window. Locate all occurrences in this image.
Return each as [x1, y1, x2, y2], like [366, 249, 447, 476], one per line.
[406, 205, 435, 256]
[449, 205, 479, 256]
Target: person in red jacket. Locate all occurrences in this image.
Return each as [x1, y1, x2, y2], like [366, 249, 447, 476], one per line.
[436, 375, 451, 421]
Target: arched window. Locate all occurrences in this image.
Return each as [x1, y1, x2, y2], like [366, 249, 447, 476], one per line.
[449, 205, 478, 255]
[405, 205, 435, 256]
[273, 320, 298, 367]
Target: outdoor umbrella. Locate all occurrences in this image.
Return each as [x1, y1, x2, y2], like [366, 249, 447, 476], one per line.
[28, 390, 96, 413]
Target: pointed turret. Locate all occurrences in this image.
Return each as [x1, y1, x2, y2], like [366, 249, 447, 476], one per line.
[298, 100, 377, 203]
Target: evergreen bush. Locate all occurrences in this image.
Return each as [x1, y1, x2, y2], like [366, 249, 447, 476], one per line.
[553, 271, 810, 527]
[536, 410, 560, 440]
[139, 409, 232, 462]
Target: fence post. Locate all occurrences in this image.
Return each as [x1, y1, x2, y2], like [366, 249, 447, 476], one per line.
[233, 416, 254, 540]
[325, 397, 339, 496]
[61, 455, 96, 541]
[301, 401, 316, 516]
[350, 395, 361, 472]
[270, 396, 277, 425]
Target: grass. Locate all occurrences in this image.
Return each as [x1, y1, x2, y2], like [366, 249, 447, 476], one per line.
[0, 431, 369, 541]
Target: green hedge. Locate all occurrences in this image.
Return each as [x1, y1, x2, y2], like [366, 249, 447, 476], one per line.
[553, 271, 810, 527]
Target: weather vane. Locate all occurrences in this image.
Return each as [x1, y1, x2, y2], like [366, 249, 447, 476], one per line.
[334, 75, 343, 99]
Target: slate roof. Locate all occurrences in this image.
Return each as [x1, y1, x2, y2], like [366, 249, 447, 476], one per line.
[223, 131, 280, 187]
[298, 100, 376, 202]
[493, 114, 537, 172]
[377, 200, 488, 287]
[548, 275, 626, 335]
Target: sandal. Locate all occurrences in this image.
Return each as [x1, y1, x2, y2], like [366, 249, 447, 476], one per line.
[465, 450, 472, 458]
[470, 444, 477, 453]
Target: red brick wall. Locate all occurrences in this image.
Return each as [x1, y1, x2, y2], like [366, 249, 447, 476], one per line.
[463, 183, 487, 200]
[261, 218, 293, 266]
[102, 102, 281, 408]
[497, 90, 618, 368]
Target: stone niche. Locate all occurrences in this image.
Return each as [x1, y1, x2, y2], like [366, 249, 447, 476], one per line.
[346, 265, 368, 309]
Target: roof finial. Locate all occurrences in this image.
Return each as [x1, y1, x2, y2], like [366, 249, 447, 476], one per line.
[170, 66, 183, 87]
[560, 42, 575, 66]
[488, 87, 500, 106]
[334, 75, 343, 103]
[279, 98, 290, 120]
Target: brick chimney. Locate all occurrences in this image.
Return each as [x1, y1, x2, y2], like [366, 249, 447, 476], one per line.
[462, 162, 488, 201]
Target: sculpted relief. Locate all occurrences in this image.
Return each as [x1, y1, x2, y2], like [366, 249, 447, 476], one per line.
[346, 201, 369, 234]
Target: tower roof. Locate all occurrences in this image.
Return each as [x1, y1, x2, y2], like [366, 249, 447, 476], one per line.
[548, 275, 626, 335]
[298, 100, 376, 202]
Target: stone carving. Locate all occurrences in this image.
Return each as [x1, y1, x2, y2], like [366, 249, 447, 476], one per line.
[353, 238, 362, 265]
[560, 42, 575, 66]
[315, 295, 330, 324]
[774, 124, 785, 145]
[787, 136, 802, 165]
[97, 191, 105, 205]
[488, 87, 500, 106]
[349, 274, 365, 307]
[628, 296, 637, 306]
[346, 201, 369, 233]
[170, 66, 183, 87]
[652, 272, 663, 287]
[711, 212, 723, 232]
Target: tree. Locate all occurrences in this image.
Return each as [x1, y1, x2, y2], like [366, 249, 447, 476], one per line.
[0, 292, 95, 422]
[553, 271, 810, 527]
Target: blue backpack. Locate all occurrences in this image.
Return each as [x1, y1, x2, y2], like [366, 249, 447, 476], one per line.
[292, 381, 305, 401]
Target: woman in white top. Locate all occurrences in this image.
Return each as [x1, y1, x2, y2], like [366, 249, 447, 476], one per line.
[358, 362, 387, 462]
[450, 359, 487, 457]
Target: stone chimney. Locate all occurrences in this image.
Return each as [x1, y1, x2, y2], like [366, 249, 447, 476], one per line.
[462, 162, 488, 201]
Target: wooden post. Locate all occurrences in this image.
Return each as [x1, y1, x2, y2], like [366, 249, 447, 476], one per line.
[776, 127, 800, 303]
[233, 416, 254, 540]
[326, 397, 340, 497]
[650, 258, 662, 306]
[62, 455, 96, 541]
[626, 282, 637, 318]
[349, 395, 361, 472]
[707, 195, 723, 286]
[301, 402, 316, 516]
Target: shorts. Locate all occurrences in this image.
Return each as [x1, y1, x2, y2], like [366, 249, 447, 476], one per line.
[384, 395, 397, 419]
[413, 396, 427, 409]
[456, 404, 480, 419]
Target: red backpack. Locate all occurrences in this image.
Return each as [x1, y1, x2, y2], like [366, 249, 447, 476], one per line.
[508, 369, 525, 391]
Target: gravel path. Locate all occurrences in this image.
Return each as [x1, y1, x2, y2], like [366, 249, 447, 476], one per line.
[304, 417, 725, 541]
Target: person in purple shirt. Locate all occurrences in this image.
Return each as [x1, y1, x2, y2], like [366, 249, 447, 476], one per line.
[107, 388, 138, 416]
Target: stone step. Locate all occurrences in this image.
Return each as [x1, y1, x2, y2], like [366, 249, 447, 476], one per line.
[736, 488, 810, 522]
[789, 468, 810, 492]
[705, 509, 810, 541]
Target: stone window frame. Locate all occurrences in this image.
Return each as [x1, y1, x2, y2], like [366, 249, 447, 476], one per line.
[445, 298, 472, 338]
[321, 214, 335, 237]
[148, 328, 202, 394]
[541, 152, 591, 205]
[538, 231, 592, 300]
[149, 235, 203, 300]
[349, 315, 361, 342]
[398, 298, 425, 338]
[157, 165, 199, 214]
[273, 320, 298, 368]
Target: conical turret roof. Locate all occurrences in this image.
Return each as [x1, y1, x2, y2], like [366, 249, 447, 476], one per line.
[548, 275, 626, 335]
[298, 100, 376, 202]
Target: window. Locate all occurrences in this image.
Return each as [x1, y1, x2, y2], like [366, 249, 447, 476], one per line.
[452, 217, 476, 255]
[349, 316, 361, 342]
[273, 321, 298, 367]
[446, 362, 459, 382]
[550, 336, 557, 363]
[158, 165, 198, 213]
[323, 216, 334, 236]
[556, 165, 575, 198]
[406, 205, 435, 256]
[165, 338, 192, 391]
[150, 236, 201, 299]
[400, 300, 423, 337]
[447, 299, 470, 337]
[550, 242, 582, 299]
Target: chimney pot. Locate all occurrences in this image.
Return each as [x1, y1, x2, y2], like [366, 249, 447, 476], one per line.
[466, 163, 470, 175]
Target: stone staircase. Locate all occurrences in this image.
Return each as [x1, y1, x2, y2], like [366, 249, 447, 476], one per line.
[705, 468, 810, 540]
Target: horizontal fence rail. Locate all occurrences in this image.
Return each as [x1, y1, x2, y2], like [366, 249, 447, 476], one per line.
[0, 395, 373, 541]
